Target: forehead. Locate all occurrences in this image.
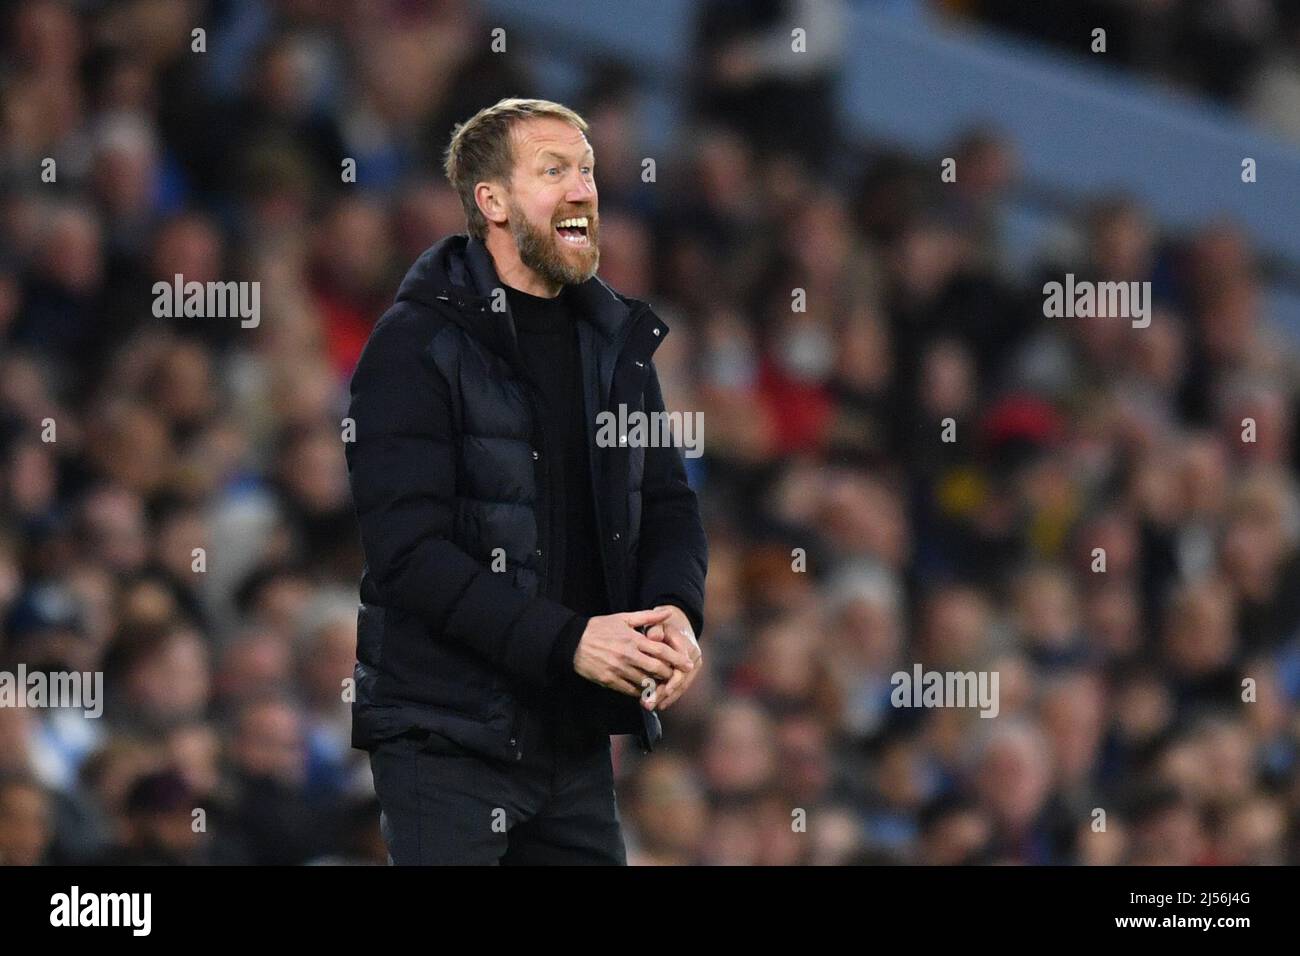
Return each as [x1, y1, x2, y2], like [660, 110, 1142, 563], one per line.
[510, 116, 592, 162]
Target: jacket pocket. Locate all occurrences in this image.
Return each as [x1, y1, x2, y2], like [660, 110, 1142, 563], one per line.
[414, 728, 476, 757]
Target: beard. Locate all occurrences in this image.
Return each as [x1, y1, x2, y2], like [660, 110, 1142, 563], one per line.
[508, 198, 600, 288]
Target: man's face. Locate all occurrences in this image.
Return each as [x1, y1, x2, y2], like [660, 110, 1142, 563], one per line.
[503, 117, 600, 287]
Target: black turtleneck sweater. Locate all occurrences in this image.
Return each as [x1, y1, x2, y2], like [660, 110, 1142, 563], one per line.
[505, 284, 609, 684]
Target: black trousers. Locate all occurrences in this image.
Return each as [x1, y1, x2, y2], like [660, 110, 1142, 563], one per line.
[368, 700, 627, 865]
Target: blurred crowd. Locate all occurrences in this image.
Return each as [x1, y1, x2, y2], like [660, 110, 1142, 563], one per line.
[2, 0, 1300, 866]
[943, 0, 1300, 143]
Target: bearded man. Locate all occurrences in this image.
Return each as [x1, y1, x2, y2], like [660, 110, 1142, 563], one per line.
[346, 98, 708, 865]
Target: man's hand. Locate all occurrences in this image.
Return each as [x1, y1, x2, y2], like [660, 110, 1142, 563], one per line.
[573, 608, 696, 704]
[643, 605, 702, 711]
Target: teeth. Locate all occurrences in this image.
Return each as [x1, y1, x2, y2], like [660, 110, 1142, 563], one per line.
[556, 217, 589, 229]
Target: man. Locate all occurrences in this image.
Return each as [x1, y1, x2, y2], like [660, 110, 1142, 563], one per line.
[346, 98, 708, 865]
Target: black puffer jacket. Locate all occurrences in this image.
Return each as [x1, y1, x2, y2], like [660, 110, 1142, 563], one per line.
[345, 234, 707, 761]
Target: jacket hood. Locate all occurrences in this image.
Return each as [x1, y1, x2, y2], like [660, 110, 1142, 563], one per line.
[394, 234, 650, 357]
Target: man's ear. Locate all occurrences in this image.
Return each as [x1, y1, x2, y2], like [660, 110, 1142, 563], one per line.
[475, 182, 509, 228]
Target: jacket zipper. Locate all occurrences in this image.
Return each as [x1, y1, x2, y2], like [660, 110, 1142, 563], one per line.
[598, 302, 662, 755]
[508, 302, 557, 765]
[508, 701, 522, 761]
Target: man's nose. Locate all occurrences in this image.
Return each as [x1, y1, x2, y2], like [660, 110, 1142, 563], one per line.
[566, 173, 596, 204]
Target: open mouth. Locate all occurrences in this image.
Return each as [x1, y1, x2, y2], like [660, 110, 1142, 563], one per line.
[555, 216, 591, 246]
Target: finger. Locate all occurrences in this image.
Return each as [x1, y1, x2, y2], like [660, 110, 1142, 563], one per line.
[644, 623, 666, 642]
[674, 630, 702, 665]
[676, 621, 701, 647]
[619, 608, 674, 628]
[636, 640, 693, 676]
[657, 631, 700, 673]
[655, 669, 686, 709]
[659, 625, 693, 649]
[605, 675, 641, 697]
[628, 650, 674, 682]
[617, 657, 666, 686]
[660, 665, 699, 710]
[635, 637, 693, 672]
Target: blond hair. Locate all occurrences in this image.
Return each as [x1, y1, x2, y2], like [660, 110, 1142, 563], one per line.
[443, 98, 590, 240]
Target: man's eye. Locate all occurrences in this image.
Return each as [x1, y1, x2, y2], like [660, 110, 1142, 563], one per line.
[580, 166, 592, 175]
[546, 167, 560, 175]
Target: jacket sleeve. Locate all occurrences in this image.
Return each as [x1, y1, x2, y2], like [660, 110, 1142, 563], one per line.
[345, 304, 582, 691]
[634, 361, 708, 640]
